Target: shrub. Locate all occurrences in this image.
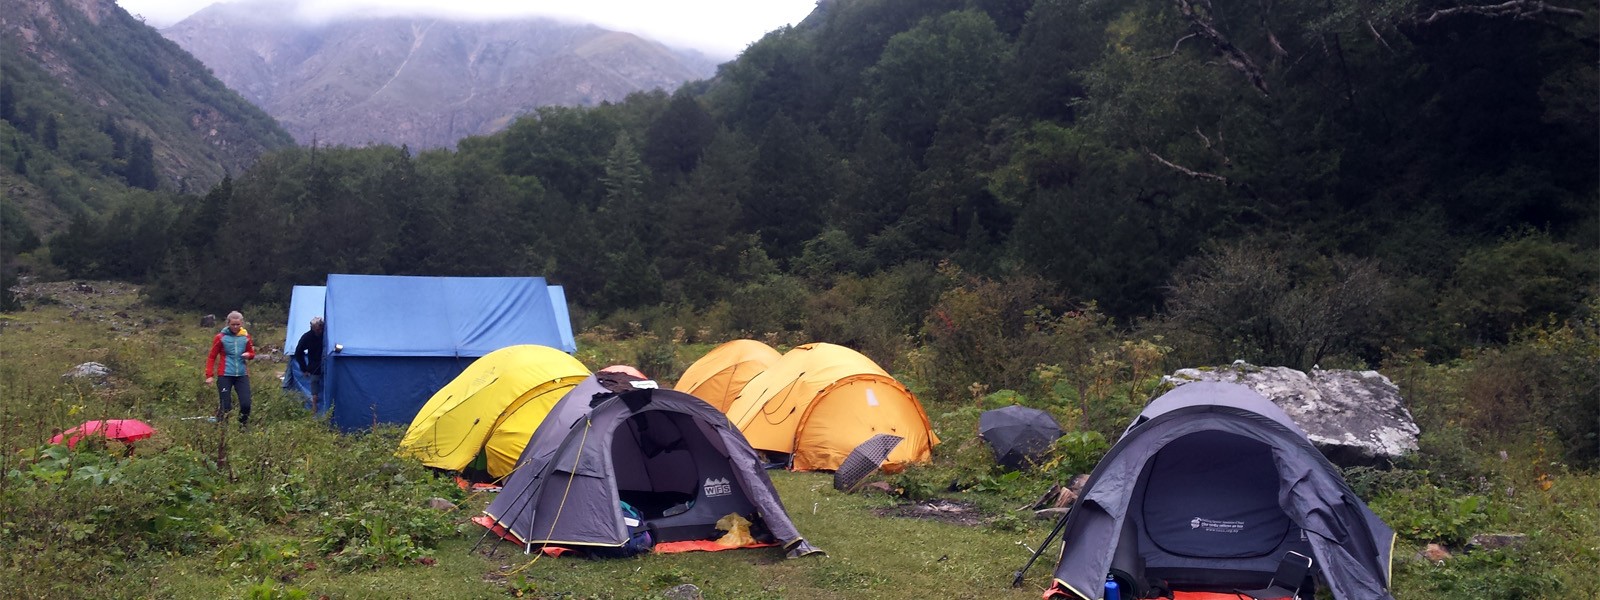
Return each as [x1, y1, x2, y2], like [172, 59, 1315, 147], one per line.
[1157, 241, 1396, 369]
[1043, 430, 1109, 477]
[313, 500, 454, 571]
[916, 262, 1108, 404]
[1452, 300, 1600, 467]
[1436, 231, 1597, 350]
[1372, 484, 1503, 546]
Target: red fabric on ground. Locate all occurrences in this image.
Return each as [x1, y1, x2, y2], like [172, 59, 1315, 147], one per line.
[651, 539, 778, 554]
[455, 476, 502, 493]
[1172, 592, 1287, 600]
[1043, 582, 1288, 600]
[472, 515, 523, 544]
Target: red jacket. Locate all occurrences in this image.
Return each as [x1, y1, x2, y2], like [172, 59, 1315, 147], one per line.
[206, 327, 255, 377]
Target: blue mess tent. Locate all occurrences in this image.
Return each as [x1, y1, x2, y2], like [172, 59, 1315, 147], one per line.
[281, 285, 326, 411]
[323, 274, 573, 431]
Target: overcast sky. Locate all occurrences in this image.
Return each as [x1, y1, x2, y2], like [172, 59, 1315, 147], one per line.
[116, 0, 819, 58]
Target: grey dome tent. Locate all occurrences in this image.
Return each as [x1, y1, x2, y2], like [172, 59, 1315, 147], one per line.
[1046, 382, 1395, 600]
[481, 373, 817, 556]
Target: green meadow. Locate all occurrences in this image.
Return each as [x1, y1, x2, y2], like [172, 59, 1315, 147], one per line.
[1, 283, 1595, 599]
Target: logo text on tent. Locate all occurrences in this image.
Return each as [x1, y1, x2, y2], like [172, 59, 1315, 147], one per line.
[703, 477, 732, 497]
[1189, 517, 1245, 533]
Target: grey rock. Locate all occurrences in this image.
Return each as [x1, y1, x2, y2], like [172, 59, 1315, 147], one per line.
[663, 584, 702, 600]
[62, 362, 111, 382]
[1166, 364, 1420, 466]
[201, 314, 217, 328]
[426, 497, 456, 511]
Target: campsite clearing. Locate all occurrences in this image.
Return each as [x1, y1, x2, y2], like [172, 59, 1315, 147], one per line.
[4, 281, 1599, 599]
[140, 471, 1057, 599]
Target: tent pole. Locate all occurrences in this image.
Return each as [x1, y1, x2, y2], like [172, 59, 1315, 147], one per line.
[1012, 509, 1071, 588]
[471, 469, 545, 558]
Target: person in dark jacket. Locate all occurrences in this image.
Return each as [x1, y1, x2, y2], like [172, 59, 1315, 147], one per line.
[205, 311, 256, 427]
[293, 316, 325, 410]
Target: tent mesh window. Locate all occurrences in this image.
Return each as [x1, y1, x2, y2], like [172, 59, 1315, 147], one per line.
[1140, 430, 1292, 560]
[611, 411, 761, 543]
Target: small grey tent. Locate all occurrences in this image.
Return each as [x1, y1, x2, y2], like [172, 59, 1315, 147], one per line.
[1047, 382, 1395, 600]
[481, 374, 816, 556]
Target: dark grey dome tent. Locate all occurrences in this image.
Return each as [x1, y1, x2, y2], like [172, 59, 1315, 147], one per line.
[1046, 382, 1395, 600]
[481, 373, 817, 557]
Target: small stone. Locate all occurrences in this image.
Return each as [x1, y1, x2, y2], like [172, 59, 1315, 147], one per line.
[1421, 543, 1452, 564]
[663, 584, 702, 600]
[201, 314, 217, 327]
[427, 497, 456, 511]
[1467, 533, 1528, 552]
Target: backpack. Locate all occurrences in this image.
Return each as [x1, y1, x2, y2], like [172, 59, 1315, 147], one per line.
[591, 501, 653, 558]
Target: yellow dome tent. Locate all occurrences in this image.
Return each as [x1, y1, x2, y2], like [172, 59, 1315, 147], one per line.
[674, 339, 782, 411]
[398, 345, 589, 478]
[725, 343, 938, 471]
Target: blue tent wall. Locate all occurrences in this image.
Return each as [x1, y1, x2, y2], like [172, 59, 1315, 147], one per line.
[323, 274, 571, 431]
[548, 285, 576, 353]
[282, 285, 327, 411]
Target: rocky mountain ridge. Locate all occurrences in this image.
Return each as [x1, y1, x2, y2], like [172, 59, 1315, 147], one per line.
[162, 1, 720, 149]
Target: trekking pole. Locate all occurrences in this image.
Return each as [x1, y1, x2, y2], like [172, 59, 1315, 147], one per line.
[1012, 510, 1071, 588]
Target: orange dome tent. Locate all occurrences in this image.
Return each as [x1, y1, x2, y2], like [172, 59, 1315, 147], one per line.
[725, 343, 937, 471]
[674, 340, 782, 411]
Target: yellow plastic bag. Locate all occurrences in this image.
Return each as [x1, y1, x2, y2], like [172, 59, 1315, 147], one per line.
[714, 513, 755, 547]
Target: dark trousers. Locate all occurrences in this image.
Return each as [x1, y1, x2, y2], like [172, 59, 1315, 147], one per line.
[216, 375, 252, 425]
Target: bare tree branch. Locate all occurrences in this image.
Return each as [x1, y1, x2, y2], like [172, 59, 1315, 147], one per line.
[1175, 0, 1271, 96]
[1145, 148, 1230, 184]
[1367, 20, 1395, 52]
[1261, 0, 1289, 60]
[1417, 0, 1586, 25]
[1152, 33, 1200, 61]
[1194, 127, 1232, 166]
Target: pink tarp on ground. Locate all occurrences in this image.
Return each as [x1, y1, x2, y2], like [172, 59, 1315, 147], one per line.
[50, 419, 155, 449]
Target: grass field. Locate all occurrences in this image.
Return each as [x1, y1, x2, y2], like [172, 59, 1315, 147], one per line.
[2, 281, 1597, 599]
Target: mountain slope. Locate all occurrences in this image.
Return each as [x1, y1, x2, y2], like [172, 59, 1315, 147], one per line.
[163, 2, 719, 149]
[0, 0, 293, 230]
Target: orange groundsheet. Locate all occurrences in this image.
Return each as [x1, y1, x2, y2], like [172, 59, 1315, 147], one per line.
[471, 515, 774, 555]
[652, 539, 778, 554]
[472, 515, 521, 544]
[1173, 592, 1287, 600]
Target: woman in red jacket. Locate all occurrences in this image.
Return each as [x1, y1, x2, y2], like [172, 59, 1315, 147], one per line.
[205, 311, 256, 427]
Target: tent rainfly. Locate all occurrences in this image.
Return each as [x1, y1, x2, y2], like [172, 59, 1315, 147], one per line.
[481, 375, 818, 557]
[397, 345, 589, 478]
[674, 339, 782, 412]
[281, 285, 326, 410]
[322, 274, 572, 431]
[724, 343, 937, 471]
[1046, 382, 1396, 600]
